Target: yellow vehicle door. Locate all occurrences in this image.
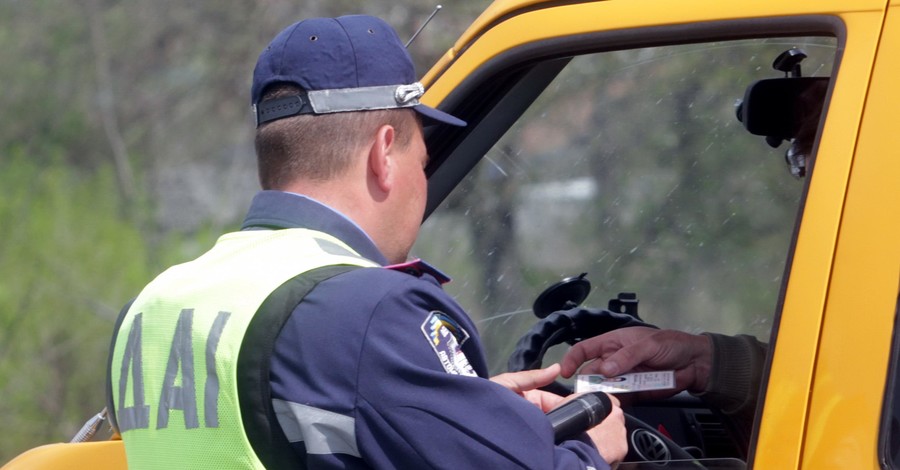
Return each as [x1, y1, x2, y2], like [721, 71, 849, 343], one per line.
[801, 1, 900, 468]
[419, 0, 893, 468]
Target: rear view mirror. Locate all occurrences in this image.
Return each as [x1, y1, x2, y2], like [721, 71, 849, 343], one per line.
[736, 76, 829, 142]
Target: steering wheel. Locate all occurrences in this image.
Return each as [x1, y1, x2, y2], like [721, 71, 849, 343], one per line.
[511, 334, 703, 465]
[508, 277, 704, 466]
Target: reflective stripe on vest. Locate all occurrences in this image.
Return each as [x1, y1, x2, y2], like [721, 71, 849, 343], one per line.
[110, 228, 377, 469]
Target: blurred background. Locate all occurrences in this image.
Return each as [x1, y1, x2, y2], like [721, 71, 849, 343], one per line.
[0, 0, 485, 460]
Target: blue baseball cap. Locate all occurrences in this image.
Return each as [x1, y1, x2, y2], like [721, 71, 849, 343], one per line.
[251, 15, 466, 128]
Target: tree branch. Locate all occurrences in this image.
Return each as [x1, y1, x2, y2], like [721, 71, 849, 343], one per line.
[84, 0, 136, 209]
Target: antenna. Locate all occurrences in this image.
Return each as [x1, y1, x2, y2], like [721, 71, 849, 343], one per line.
[405, 5, 442, 48]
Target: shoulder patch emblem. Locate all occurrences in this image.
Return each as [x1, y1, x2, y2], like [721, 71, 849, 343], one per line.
[420, 311, 476, 377]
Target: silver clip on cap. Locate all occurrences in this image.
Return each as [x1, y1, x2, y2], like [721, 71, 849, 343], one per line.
[253, 81, 464, 128]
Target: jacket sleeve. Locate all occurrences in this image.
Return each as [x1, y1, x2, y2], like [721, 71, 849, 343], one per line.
[353, 275, 611, 469]
[695, 332, 768, 451]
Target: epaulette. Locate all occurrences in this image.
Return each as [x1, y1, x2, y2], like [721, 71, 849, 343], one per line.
[385, 258, 451, 285]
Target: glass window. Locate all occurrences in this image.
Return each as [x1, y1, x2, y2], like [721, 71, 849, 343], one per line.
[415, 37, 835, 376]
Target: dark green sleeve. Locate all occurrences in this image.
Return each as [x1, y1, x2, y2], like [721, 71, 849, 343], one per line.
[693, 333, 768, 451]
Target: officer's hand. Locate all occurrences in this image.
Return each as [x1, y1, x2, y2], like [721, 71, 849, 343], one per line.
[561, 326, 713, 396]
[586, 394, 627, 466]
[491, 363, 567, 412]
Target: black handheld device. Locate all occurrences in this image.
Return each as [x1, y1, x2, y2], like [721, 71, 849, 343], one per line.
[547, 392, 613, 443]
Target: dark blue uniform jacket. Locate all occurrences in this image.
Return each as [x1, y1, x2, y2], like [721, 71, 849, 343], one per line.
[246, 190, 610, 469]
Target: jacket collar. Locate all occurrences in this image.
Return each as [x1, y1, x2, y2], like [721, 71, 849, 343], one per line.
[241, 190, 388, 266]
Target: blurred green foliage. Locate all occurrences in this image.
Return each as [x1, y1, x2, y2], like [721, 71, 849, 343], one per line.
[0, 154, 220, 458]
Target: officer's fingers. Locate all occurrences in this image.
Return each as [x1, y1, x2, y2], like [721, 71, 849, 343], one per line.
[491, 363, 561, 395]
[606, 392, 620, 407]
[587, 399, 627, 465]
[523, 389, 567, 412]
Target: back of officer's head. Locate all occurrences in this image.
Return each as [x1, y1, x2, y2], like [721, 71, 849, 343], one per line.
[250, 15, 464, 190]
[255, 86, 417, 189]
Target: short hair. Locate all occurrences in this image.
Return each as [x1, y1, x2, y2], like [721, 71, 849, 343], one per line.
[254, 84, 418, 190]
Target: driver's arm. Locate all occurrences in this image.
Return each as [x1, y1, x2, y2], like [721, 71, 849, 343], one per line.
[694, 332, 767, 449]
[560, 327, 767, 450]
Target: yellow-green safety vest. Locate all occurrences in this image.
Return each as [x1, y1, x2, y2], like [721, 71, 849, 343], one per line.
[109, 228, 377, 469]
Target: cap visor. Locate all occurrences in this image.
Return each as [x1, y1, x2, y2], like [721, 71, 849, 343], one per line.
[414, 104, 466, 127]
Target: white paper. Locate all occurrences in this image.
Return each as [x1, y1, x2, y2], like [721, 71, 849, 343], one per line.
[575, 371, 675, 394]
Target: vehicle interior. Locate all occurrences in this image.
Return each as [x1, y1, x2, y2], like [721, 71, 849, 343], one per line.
[415, 17, 838, 469]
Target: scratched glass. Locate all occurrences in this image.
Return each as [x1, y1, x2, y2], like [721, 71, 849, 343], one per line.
[415, 37, 835, 376]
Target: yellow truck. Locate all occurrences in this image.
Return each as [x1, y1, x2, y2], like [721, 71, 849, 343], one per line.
[6, 0, 900, 468]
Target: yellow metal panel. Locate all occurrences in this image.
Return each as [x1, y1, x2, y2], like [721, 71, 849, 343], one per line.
[801, 4, 900, 468]
[423, 0, 884, 98]
[754, 10, 886, 468]
[434, 0, 883, 76]
[1, 441, 127, 470]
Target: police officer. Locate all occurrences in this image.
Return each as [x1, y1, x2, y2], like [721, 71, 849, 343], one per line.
[108, 15, 626, 469]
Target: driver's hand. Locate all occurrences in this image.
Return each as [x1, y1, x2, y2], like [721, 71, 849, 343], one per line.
[560, 326, 713, 397]
[586, 394, 627, 466]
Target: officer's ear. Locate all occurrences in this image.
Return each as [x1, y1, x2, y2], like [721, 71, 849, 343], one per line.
[368, 123, 397, 193]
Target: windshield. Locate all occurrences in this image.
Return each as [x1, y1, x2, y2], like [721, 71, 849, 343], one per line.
[414, 37, 835, 376]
